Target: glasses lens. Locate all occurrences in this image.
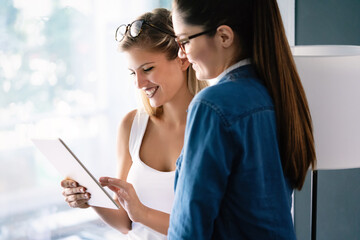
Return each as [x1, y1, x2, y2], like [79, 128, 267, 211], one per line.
[130, 20, 144, 38]
[179, 44, 186, 54]
[116, 24, 127, 42]
[176, 38, 188, 54]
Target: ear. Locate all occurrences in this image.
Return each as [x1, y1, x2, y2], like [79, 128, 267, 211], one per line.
[177, 56, 191, 71]
[216, 25, 234, 48]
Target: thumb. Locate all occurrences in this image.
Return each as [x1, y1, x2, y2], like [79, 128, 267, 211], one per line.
[116, 187, 130, 201]
[107, 185, 120, 192]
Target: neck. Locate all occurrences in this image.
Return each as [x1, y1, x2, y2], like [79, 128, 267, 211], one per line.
[219, 39, 247, 72]
[161, 84, 193, 127]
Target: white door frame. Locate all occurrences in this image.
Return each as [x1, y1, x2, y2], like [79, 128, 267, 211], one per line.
[277, 0, 295, 46]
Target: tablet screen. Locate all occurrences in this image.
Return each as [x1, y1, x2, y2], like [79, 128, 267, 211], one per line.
[32, 138, 119, 209]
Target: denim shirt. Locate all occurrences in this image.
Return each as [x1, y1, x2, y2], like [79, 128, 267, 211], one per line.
[168, 64, 296, 240]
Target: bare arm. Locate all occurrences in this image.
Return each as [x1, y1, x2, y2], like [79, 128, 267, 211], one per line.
[62, 110, 137, 234]
[100, 177, 170, 235]
[61, 180, 131, 234]
[135, 202, 170, 235]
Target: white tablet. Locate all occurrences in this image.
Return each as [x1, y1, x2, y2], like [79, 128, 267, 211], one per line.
[31, 138, 120, 209]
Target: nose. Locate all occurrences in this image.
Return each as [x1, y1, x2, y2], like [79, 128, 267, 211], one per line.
[135, 73, 147, 89]
[178, 48, 187, 59]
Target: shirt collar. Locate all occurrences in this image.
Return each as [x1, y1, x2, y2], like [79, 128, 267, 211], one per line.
[212, 58, 251, 83]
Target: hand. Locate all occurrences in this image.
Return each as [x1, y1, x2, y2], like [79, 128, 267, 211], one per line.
[61, 179, 91, 209]
[99, 177, 147, 223]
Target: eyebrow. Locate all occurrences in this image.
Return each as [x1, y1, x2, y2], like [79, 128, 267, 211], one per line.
[128, 62, 155, 71]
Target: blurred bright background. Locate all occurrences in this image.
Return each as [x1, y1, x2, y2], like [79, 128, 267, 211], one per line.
[0, 0, 170, 239]
[0, 0, 293, 239]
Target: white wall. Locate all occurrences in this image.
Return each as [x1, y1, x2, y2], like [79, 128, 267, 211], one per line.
[277, 0, 295, 46]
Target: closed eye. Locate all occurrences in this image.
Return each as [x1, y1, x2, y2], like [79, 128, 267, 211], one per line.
[143, 66, 154, 72]
[178, 38, 190, 46]
[181, 40, 190, 45]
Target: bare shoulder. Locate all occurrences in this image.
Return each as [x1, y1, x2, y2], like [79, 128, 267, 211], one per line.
[116, 109, 137, 180]
[117, 109, 137, 139]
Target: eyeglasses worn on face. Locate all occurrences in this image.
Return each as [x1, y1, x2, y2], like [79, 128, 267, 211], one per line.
[115, 19, 175, 42]
[175, 27, 218, 54]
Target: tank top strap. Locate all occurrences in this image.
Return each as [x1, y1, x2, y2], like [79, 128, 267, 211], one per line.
[129, 110, 149, 162]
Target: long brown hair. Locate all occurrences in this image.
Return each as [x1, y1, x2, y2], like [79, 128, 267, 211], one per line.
[252, 0, 315, 189]
[174, 0, 316, 190]
[118, 8, 208, 116]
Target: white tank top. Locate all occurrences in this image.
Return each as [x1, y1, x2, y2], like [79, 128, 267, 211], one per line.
[126, 110, 175, 240]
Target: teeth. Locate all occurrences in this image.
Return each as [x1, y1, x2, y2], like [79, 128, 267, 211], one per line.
[144, 87, 158, 98]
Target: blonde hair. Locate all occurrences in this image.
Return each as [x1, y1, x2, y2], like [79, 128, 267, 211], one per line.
[118, 8, 208, 116]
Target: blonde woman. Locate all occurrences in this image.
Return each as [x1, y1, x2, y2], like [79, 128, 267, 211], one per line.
[61, 8, 207, 239]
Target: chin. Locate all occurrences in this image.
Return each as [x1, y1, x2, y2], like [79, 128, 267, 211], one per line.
[149, 100, 162, 108]
[195, 70, 212, 80]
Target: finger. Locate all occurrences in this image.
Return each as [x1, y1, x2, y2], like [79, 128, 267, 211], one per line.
[99, 177, 112, 186]
[114, 187, 130, 201]
[68, 199, 90, 208]
[65, 193, 91, 202]
[108, 185, 128, 200]
[78, 202, 90, 209]
[107, 185, 120, 193]
[103, 182, 130, 200]
[99, 177, 125, 188]
[103, 182, 129, 200]
[106, 178, 130, 190]
[62, 187, 87, 196]
[61, 179, 78, 188]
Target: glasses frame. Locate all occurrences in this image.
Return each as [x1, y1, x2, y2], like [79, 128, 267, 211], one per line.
[175, 27, 218, 54]
[115, 19, 175, 42]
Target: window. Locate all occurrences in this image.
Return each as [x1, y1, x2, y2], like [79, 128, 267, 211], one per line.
[0, 0, 170, 239]
[0, 1, 294, 238]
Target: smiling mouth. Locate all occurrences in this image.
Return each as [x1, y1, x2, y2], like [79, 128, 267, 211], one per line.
[144, 86, 159, 98]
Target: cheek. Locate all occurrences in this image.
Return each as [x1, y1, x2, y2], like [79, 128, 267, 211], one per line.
[156, 65, 183, 91]
[163, 69, 185, 91]
[190, 42, 215, 70]
[193, 53, 217, 79]
[190, 45, 207, 62]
